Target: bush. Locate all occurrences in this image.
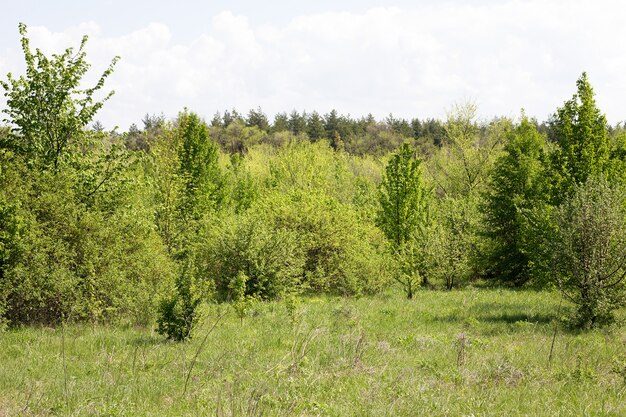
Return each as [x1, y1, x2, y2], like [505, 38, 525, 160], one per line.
[548, 176, 626, 328]
[201, 190, 392, 300]
[0, 162, 176, 326]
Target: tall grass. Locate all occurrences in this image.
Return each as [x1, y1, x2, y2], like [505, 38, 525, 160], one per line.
[1, 288, 624, 416]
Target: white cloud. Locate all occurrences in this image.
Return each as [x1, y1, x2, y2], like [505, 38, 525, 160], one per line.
[2, 1, 626, 130]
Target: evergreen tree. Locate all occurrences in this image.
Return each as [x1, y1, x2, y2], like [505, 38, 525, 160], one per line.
[246, 107, 270, 132]
[287, 110, 307, 135]
[549, 72, 610, 201]
[484, 116, 549, 285]
[272, 112, 288, 133]
[324, 109, 340, 142]
[306, 111, 326, 141]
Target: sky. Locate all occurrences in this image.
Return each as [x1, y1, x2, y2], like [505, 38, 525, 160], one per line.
[1, 0, 625, 130]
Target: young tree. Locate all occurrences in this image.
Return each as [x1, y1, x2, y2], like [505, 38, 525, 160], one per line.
[549, 72, 610, 201]
[427, 104, 509, 284]
[0, 23, 119, 170]
[377, 143, 429, 298]
[483, 116, 550, 285]
[154, 110, 224, 340]
[431, 103, 507, 198]
[549, 176, 626, 328]
[177, 110, 224, 217]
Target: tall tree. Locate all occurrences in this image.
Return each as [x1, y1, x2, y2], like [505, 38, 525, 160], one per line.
[246, 107, 270, 132]
[155, 110, 223, 340]
[0, 23, 118, 170]
[272, 112, 288, 133]
[177, 111, 223, 218]
[306, 111, 326, 141]
[377, 143, 429, 298]
[549, 72, 610, 201]
[484, 116, 550, 285]
[287, 110, 307, 135]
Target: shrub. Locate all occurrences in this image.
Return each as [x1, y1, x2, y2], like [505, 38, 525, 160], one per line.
[548, 176, 626, 328]
[202, 190, 392, 300]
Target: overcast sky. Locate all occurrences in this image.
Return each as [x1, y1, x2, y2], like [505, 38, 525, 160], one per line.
[1, 0, 625, 130]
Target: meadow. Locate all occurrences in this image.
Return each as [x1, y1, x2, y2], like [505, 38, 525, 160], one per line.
[2, 288, 625, 416]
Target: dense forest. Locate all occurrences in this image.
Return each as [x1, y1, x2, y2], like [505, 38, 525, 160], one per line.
[2, 24, 626, 340]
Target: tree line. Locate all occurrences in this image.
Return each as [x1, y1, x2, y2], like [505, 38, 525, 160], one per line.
[1, 24, 625, 339]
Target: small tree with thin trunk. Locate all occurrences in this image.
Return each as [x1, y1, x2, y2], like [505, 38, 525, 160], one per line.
[377, 143, 429, 298]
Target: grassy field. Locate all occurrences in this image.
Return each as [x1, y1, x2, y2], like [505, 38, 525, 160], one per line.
[1, 288, 625, 416]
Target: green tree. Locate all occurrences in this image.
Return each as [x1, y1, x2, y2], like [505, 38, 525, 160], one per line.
[154, 110, 223, 340]
[246, 107, 270, 132]
[425, 197, 472, 290]
[0, 23, 119, 170]
[484, 116, 550, 285]
[177, 110, 223, 217]
[288, 110, 307, 135]
[306, 111, 326, 141]
[549, 72, 610, 201]
[548, 176, 626, 328]
[272, 112, 289, 133]
[431, 103, 507, 198]
[377, 143, 429, 298]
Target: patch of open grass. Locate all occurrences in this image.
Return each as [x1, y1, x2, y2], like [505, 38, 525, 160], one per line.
[1, 288, 625, 416]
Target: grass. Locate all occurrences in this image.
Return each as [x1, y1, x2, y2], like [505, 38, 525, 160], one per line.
[1, 288, 625, 416]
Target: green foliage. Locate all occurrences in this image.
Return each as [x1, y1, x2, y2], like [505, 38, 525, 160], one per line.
[377, 143, 428, 250]
[229, 271, 259, 324]
[152, 111, 224, 340]
[226, 153, 258, 213]
[210, 119, 265, 154]
[177, 110, 224, 216]
[204, 190, 392, 300]
[0, 23, 119, 170]
[202, 199, 305, 300]
[156, 262, 203, 341]
[430, 103, 507, 198]
[0, 26, 173, 327]
[0, 162, 175, 325]
[425, 197, 474, 289]
[483, 116, 550, 285]
[547, 176, 626, 328]
[549, 73, 610, 201]
[3, 20, 626, 343]
[377, 143, 429, 297]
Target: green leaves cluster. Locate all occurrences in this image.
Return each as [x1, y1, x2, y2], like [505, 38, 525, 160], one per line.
[1, 23, 119, 170]
[377, 143, 429, 298]
[548, 177, 626, 327]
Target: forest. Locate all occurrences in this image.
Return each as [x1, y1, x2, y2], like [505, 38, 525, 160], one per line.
[1, 24, 626, 416]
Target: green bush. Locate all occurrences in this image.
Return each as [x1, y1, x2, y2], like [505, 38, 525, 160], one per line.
[0, 163, 175, 326]
[548, 176, 626, 328]
[201, 190, 392, 300]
